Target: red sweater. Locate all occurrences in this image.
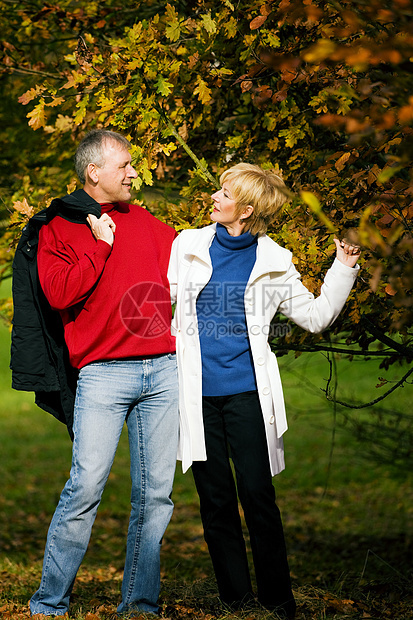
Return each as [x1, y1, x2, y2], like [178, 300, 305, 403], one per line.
[37, 202, 177, 369]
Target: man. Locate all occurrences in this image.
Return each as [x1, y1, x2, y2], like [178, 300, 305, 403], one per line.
[30, 129, 179, 617]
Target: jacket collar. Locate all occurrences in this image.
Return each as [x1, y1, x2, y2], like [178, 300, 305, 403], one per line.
[185, 224, 290, 281]
[183, 224, 216, 266]
[249, 234, 291, 283]
[47, 189, 102, 223]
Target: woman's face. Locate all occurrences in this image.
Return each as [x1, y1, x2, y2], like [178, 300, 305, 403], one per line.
[210, 180, 239, 227]
[210, 180, 253, 236]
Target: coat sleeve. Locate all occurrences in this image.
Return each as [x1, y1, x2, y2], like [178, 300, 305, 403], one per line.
[37, 226, 112, 311]
[277, 257, 359, 333]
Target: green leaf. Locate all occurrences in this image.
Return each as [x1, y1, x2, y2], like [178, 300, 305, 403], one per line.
[377, 166, 402, 184]
[165, 4, 181, 41]
[155, 75, 174, 96]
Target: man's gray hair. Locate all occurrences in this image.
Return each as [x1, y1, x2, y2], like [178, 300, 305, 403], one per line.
[75, 129, 131, 184]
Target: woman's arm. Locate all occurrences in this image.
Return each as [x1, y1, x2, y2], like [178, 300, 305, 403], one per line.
[276, 238, 360, 333]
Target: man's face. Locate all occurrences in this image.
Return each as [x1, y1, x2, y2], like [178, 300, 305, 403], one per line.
[93, 139, 138, 203]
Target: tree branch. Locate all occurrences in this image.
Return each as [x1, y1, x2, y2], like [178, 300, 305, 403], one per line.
[1, 64, 63, 80]
[272, 342, 399, 357]
[325, 364, 413, 409]
[157, 108, 219, 189]
[362, 316, 413, 358]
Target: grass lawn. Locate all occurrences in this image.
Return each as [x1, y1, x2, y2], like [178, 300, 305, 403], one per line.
[0, 279, 412, 619]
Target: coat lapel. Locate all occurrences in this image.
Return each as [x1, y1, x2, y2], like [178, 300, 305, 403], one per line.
[248, 234, 290, 285]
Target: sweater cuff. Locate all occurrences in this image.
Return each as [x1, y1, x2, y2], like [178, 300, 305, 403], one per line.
[95, 239, 113, 258]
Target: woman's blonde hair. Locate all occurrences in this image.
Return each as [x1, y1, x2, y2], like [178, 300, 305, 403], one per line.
[220, 163, 289, 235]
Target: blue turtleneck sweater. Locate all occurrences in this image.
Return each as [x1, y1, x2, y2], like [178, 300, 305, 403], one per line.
[196, 223, 258, 396]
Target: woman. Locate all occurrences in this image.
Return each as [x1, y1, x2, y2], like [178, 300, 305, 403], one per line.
[168, 163, 360, 619]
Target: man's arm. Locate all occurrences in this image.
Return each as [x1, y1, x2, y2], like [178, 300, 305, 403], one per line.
[37, 215, 115, 311]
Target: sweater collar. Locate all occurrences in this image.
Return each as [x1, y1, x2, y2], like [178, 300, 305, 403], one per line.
[215, 223, 257, 251]
[184, 224, 291, 279]
[101, 201, 130, 215]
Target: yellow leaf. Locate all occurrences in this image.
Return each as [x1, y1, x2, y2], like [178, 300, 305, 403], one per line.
[303, 39, 336, 64]
[97, 93, 115, 112]
[47, 96, 65, 108]
[55, 114, 74, 132]
[27, 99, 46, 130]
[377, 165, 402, 184]
[201, 13, 217, 34]
[224, 16, 238, 38]
[127, 58, 143, 71]
[74, 95, 89, 124]
[66, 179, 78, 194]
[194, 77, 212, 104]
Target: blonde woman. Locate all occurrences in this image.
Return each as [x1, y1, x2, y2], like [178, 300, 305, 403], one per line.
[168, 163, 360, 619]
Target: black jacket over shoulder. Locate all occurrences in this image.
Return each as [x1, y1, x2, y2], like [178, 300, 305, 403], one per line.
[10, 189, 101, 439]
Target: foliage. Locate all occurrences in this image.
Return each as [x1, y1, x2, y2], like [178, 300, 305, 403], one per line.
[0, 0, 412, 368]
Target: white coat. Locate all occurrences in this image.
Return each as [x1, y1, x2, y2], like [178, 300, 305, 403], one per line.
[168, 224, 359, 476]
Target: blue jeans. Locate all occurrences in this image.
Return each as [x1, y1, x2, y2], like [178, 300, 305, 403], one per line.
[30, 354, 179, 617]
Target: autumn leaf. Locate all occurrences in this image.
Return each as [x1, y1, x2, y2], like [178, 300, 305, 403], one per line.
[47, 96, 66, 108]
[55, 114, 74, 132]
[18, 86, 44, 105]
[155, 75, 174, 96]
[1, 0, 412, 362]
[303, 39, 337, 63]
[335, 152, 350, 171]
[201, 12, 217, 34]
[13, 198, 34, 218]
[250, 15, 267, 29]
[385, 283, 397, 296]
[193, 77, 212, 104]
[27, 99, 46, 130]
[74, 94, 90, 124]
[165, 3, 181, 42]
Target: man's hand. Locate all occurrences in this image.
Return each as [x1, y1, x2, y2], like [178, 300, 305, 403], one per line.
[87, 214, 116, 246]
[333, 237, 361, 268]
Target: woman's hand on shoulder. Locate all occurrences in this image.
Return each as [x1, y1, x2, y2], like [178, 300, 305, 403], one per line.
[333, 237, 361, 268]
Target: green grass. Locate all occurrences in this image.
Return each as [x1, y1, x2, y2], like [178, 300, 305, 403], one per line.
[0, 288, 412, 618]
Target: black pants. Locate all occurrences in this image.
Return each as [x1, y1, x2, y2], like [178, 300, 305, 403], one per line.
[191, 391, 295, 616]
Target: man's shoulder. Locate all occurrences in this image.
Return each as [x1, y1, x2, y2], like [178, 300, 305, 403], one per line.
[125, 203, 177, 237]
